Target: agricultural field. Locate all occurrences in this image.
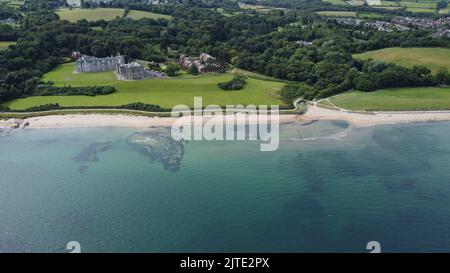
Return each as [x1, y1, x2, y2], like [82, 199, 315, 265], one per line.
[5, 63, 285, 110]
[238, 2, 286, 12]
[399, 0, 439, 13]
[57, 8, 175, 22]
[56, 8, 125, 22]
[317, 11, 358, 17]
[346, 0, 365, 5]
[125, 10, 172, 20]
[328, 87, 450, 111]
[322, 0, 349, 5]
[322, 0, 443, 13]
[439, 7, 450, 14]
[380, 1, 400, 6]
[0, 41, 16, 51]
[357, 12, 385, 18]
[399, 1, 437, 9]
[353, 47, 450, 74]
[0, 0, 23, 9]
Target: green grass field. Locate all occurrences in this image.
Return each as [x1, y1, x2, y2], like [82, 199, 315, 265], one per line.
[353, 47, 450, 74]
[328, 87, 450, 111]
[56, 8, 125, 22]
[400, 1, 437, 9]
[0, 41, 16, 51]
[56, 8, 172, 22]
[346, 0, 365, 5]
[380, 1, 400, 6]
[5, 63, 285, 110]
[406, 7, 436, 13]
[126, 10, 172, 20]
[317, 11, 357, 17]
[0, 0, 23, 9]
[357, 12, 384, 19]
[238, 2, 286, 12]
[322, 0, 349, 5]
[439, 7, 450, 14]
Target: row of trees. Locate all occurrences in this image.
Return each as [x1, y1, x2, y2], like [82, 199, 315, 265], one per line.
[1, 0, 449, 106]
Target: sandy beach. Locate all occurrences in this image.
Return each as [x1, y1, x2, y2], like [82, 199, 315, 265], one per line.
[3, 105, 450, 129]
[299, 105, 450, 126]
[20, 113, 299, 129]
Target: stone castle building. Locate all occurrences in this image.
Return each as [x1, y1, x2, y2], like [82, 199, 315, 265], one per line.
[73, 52, 165, 80]
[116, 61, 165, 80]
[116, 62, 147, 80]
[75, 53, 125, 73]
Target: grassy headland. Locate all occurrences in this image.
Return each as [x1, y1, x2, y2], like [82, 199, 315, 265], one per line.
[5, 63, 285, 110]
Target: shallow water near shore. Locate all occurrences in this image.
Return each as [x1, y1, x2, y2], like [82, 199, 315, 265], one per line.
[1, 120, 450, 252]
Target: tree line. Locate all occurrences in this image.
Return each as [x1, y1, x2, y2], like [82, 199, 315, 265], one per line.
[0, 0, 449, 107]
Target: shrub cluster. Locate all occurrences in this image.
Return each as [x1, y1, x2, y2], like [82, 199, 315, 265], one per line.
[0, 105, 10, 112]
[26, 103, 61, 112]
[118, 102, 163, 112]
[218, 75, 247, 91]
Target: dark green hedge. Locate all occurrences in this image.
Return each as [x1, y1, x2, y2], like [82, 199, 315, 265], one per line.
[34, 85, 116, 96]
[218, 75, 247, 91]
[8, 102, 170, 113]
[0, 105, 10, 112]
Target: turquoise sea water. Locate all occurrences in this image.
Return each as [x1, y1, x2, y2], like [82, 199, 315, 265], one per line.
[1, 120, 450, 253]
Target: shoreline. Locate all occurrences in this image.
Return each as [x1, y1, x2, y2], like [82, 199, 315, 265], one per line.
[298, 105, 450, 126]
[3, 105, 450, 129]
[18, 114, 301, 129]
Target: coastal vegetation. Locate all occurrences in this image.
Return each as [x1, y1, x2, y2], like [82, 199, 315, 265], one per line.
[1, 0, 450, 112]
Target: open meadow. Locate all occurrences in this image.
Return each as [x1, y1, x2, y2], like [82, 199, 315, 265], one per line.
[0, 41, 16, 51]
[125, 10, 172, 20]
[327, 47, 450, 111]
[317, 11, 358, 17]
[320, 0, 443, 13]
[322, 0, 348, 5]
[353, 47, 450, 74]
[0, 0, 23, 9]
[56, 8, 173, 22]
[5, 63, 285, 110]
[56, 8, 125, 22]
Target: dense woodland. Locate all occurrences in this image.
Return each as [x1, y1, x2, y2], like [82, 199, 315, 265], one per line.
[0, 0, 450, 108]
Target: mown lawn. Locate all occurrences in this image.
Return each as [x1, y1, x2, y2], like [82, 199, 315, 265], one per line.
[353, 47, 450, 74]
[6, 63, 285, 110]
[56, 8, 125, 22]
[329, 87, 450, 111]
